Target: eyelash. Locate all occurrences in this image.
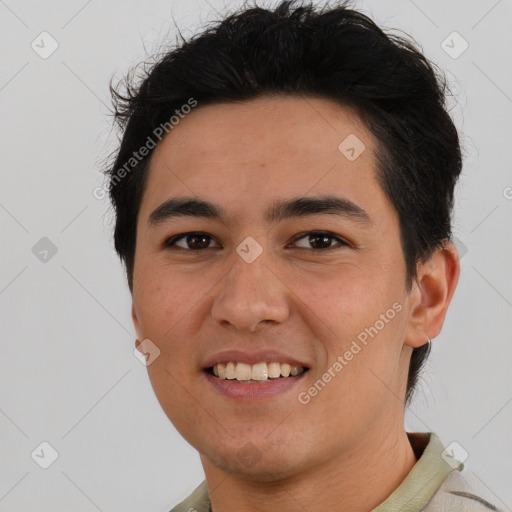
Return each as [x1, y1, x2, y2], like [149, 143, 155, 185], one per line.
[164, 231, 350, 252]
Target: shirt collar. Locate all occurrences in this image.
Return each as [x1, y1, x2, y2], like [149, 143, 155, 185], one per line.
[372, 432, 463, 511]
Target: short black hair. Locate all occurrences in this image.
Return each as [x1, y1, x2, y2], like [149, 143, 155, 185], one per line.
[105, 0, 463, 404]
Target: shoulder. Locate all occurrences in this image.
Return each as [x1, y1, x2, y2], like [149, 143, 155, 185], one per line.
[423, 470, 504, 511]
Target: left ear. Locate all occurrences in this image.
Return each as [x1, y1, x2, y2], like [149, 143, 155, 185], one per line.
[404, 240, 460, 348]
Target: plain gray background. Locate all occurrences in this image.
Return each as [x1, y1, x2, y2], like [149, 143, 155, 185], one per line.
[1, 0, 511, 510]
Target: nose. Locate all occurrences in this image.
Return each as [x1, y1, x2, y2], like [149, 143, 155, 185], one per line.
[210, 252, 290, 332]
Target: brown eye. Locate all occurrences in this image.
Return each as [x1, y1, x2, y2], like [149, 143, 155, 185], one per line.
[165, 232, 219, 250]
[293, 231, 347, 250]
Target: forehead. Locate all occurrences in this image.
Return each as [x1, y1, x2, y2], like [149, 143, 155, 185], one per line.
[140, 95, 389, 224]
[151, 94, 374, 165]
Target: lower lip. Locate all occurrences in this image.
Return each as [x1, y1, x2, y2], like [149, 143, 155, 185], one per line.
[203, 370, 308, 400]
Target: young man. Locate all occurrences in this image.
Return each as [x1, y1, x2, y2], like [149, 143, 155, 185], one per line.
[105, 1, 502, 510]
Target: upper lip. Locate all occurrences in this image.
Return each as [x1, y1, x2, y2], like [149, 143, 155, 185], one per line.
[202, 349, 310, 370]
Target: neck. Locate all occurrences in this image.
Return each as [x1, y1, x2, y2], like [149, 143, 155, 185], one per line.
[201, 426, 418, 512]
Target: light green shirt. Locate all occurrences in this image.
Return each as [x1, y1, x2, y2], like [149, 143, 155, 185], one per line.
[169, 432, 502, 511]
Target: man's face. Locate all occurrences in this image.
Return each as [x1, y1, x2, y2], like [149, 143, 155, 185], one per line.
[132, 95, 417, 479]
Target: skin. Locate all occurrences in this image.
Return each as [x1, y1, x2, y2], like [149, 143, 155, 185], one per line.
[131, 95, 460, 512]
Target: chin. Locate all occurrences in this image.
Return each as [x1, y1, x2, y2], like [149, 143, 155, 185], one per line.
[200, 440, 308, 482]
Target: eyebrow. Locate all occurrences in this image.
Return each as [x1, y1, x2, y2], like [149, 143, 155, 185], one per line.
[148, 195, 373, 227]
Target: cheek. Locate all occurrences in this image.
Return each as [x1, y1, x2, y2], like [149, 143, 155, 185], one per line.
[146, 359, 204, 445]
[135, 262, 205, 333]
[133, 274, 189, 379]
[299, 266, 407, 372]
[294, 265, 391, 331]
[137, 269, 205, 423]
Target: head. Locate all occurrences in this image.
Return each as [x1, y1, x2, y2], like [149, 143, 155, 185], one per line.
[106, 0, 461, 478]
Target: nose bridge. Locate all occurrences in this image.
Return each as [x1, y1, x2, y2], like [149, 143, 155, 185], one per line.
[211, 247, 289, 331]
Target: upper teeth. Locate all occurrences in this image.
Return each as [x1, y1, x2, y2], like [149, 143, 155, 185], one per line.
[212, 362, 306, 381]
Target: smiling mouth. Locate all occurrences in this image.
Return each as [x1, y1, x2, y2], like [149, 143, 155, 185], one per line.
[206, 361, 309, 382]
